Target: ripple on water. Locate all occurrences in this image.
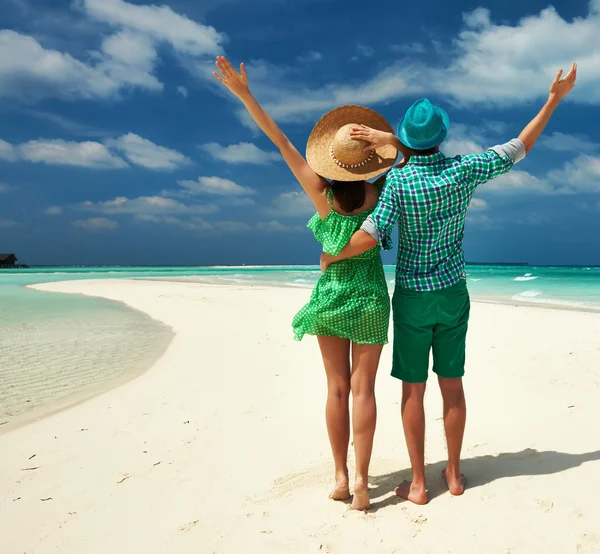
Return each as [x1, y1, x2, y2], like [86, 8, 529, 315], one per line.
[0, 289, 173, 427]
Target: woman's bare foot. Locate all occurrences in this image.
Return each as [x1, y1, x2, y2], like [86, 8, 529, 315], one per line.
[329, 474, 351, 501]
[394, 480, 428, 505]
[351, 478, 370, 511]
[441, 469, 466, 496]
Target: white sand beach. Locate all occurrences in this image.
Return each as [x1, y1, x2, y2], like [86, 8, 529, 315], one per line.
[1, 279, 600, 553]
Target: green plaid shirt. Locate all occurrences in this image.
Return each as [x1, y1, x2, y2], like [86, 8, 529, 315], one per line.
[368, 150, 514, 291]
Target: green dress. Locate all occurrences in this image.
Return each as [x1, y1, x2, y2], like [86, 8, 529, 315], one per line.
[292, 191, 391, 345]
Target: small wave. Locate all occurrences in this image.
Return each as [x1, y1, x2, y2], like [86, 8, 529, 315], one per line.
[469, 278, 482, 282]
[510, 294, 599, 310]
[515, 290, 542, 298]
[514, 276, 538, 282]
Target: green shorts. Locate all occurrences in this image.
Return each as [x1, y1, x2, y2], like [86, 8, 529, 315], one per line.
[391, 279, 470, 383]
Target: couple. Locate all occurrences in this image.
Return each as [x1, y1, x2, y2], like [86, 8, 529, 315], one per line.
[214, 57, 577, 510]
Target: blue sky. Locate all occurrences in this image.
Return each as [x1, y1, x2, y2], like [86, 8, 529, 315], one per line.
[1, 0, 599, 266]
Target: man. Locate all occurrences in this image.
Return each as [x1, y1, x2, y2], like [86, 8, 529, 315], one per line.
[320, 63, 577, 505]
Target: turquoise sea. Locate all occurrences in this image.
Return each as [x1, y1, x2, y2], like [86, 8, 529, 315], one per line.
[2, 264, 600, 427]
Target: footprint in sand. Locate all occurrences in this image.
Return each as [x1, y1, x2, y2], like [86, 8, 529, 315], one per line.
[410, 515, 427, 538]
[533, 499, 554, 513]
[577, 533, 600, 553]
[179, 520, 199, 532]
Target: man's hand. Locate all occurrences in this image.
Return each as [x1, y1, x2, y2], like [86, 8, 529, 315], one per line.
[320, 252, 337, 273]
[549, 63, 577, 103]
[518, 62, 578, 154]
[350, 125, 395, 152]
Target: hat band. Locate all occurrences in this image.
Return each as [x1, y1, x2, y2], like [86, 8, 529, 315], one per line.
[329, 145, 374, 169]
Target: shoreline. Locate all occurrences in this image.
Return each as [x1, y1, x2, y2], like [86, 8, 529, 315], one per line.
[0, 285, 174, 436]
[139, 275, 600, 315]
[4, 275, 598, 434]
[2, 276, 597, 435]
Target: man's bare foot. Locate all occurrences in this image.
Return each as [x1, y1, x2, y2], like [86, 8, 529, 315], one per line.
[441, 469, 466, 496]
[351, 478, 370, 511]
[394, 480, 428, 505]
[329, 474, 351, 501]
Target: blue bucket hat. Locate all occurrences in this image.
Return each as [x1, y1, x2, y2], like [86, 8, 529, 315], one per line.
[397, 98, 450, 151]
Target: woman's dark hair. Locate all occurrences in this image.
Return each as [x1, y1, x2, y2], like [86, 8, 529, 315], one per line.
[329, 180, 366, 213]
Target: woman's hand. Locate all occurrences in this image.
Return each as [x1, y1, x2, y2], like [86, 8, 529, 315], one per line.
[350, 125, 395, 152]
[213, 56, 250, 99]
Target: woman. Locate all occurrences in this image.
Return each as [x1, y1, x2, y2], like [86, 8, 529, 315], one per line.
[213, 56, 397, 510]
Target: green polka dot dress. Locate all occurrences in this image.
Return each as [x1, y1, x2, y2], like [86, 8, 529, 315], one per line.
[293, 191, 390, 345]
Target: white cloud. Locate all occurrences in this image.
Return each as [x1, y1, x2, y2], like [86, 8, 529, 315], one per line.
[135, 213, 249, 233]
[444, 139, 485, 157]
[0, 218, 17, 227]
[177, 176, 255, 196]
[177, 86, 189, 98]
[257, 220, 305, 233]
[0, 30, 120, 101]
[239, 60, 424, 126]
[18, 139, 128, 168]
[466, 213, 499, 228]
[547, 154, 600, 192]
[45, 206, 63, 215]
[482, 169, 559, 195]
[264, 190, 315, 218]
[463, 7, 491, 28]
[390, 42, 426, 54]
[539, 132, 599, 153]
[106, 133, 191, 170]
[0, 0, 225, 102]
[80, 195, 219, 215]
[200, 142, 280, 165]
[216, 221, 252, 232]
[230, 198, 257, 207]
[297, 51, 322, 63]
[237, 2, 598, 126]
[159, 215, 212, 231]
[73, 217, 119, 231]
[440, 5, 598, 107]
[82, 0, 225, 56]
[354, 44, 374, 58]
[97, 29, 162, 91]
[0, 139, 18, 161]
[0, 134, 190, 170]
[469, 198, 488, 211]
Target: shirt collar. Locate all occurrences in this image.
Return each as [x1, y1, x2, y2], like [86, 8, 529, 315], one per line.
[407, 152, 446, 166]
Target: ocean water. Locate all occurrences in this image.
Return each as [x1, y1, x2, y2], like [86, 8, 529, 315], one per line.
[2, 264, 600, 427]
[0, 272, 174, 428]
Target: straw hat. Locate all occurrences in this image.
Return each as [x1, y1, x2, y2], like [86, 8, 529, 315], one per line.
[306, 105, 398, 181]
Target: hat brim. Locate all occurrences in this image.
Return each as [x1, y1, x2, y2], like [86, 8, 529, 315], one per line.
[306, 105, 398, 181]
[397, 106, 450, 151]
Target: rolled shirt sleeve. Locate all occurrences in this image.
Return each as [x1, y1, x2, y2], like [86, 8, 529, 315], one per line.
[490, 138, 526, 163]
[463, 138, 525, 189]
[359, 172, 401, 250]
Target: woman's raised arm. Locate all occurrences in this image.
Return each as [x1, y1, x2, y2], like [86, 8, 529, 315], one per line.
[213, 56, 329, 218]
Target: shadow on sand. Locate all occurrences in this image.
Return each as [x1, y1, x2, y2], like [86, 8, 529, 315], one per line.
[368, 449, 600, 511]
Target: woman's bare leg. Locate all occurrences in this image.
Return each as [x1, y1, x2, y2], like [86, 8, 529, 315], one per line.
[349, 342, 383, 510]
[317, 335, 352, 500]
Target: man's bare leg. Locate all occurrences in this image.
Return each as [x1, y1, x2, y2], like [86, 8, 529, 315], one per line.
[438, 376, 467, 495]
[395, 381, 428, 505]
